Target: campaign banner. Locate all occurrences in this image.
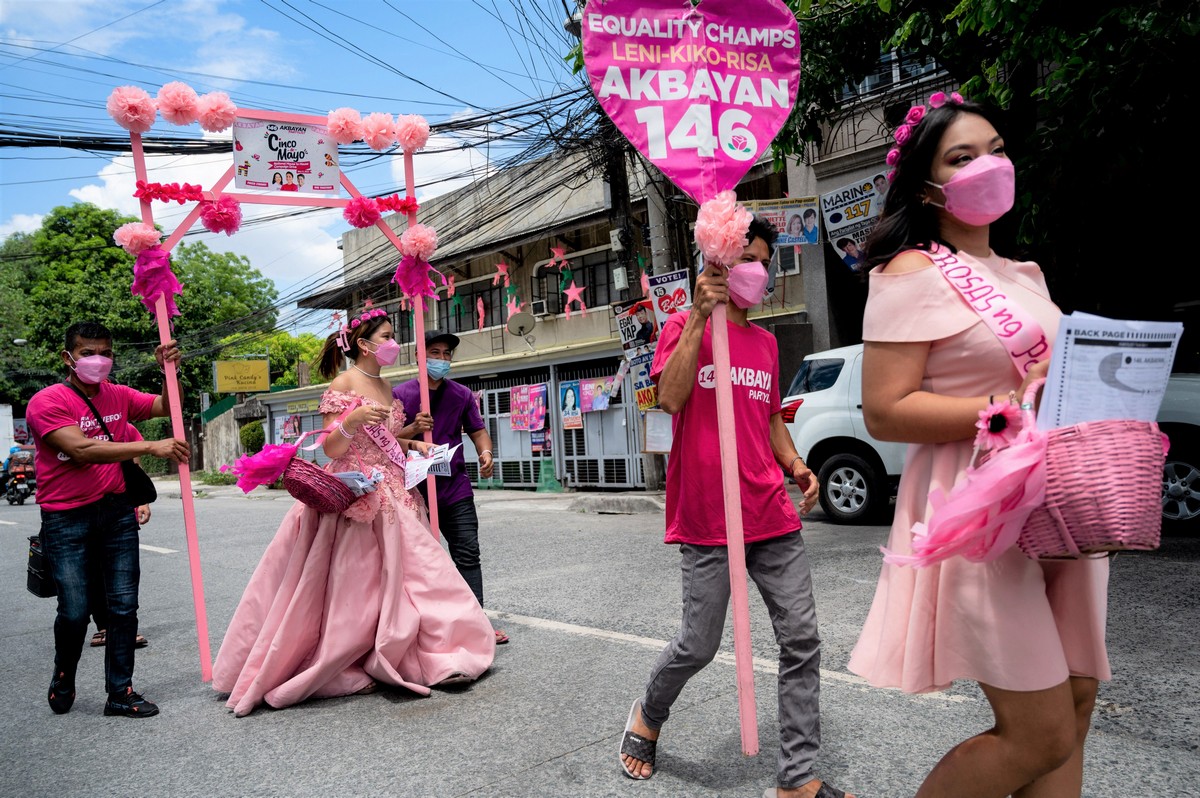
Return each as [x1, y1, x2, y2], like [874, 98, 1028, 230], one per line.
[582, 0, 800, 203]
[560, 380, 583, 429]
[580, 376, 613, 413]
[630, 351, 659, 411]
[509, 384, 531, 431]
[746, 197, 820, 247]
[613, 298, 659, 360]
[529, 383, 547, 432]
[232, 116, 340, 194]
[647, 269, 692, 328]
[820, 171, 888, 272]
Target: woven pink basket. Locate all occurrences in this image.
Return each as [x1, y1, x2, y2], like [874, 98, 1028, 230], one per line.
[283, 458, 357, 515]
[1008, 383, 1166, 559]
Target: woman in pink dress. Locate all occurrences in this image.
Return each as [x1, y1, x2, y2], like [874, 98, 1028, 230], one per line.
[213, 311, 495, 717]
[847, 95, 1109, 797]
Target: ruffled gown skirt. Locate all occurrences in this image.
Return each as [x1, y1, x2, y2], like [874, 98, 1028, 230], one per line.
[213, 502, 495, 716]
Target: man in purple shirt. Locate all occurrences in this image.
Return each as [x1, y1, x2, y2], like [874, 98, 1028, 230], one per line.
[394, 330, 507, 644]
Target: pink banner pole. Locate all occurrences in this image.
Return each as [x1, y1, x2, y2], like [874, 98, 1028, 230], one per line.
[129, 133, 213, 681]
[709, 298, 758, 755]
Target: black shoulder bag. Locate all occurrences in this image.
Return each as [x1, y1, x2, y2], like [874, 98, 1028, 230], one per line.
[64, 383, 158, 507]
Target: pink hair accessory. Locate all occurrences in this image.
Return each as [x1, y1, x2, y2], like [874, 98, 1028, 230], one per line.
[885, 148, 901, 166]
[394, 114, 430, 152]
[106, 86, 157, 134]
[904, 105, 926, 125]
[928, 91, 947, 108]
[343, 195, 381, 228]
[198, 195, 242, 235]
[350, 318, 360, 328]
[327, 107, 364, 144]
[113, 222, 162, 255]
[400, 223, 438, 261]
[893, 124, 913, 145]
[196, 91, 237, 132]
[951, 91, 965, 104]
[694, 190, 753, 266]
[156, 82, 199, 126]
[362, 112, 396, 151]
[130, 246, 183, 318]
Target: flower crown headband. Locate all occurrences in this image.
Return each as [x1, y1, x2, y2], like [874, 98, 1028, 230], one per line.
[335, 307, 388, 352]
[885, 90, 965, 182]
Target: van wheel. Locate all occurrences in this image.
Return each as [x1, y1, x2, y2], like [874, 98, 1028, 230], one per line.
[1162, 430, 1199, 534]
[818, 454, 887, 524]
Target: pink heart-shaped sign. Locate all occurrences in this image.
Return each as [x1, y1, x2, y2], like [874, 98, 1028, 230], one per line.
[583, 0, 799, 203]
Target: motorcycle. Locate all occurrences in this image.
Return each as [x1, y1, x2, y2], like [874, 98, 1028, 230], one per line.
[6, 465, 32, 505]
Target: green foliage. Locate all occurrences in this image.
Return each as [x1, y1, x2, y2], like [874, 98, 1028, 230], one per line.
[195, 469, 238, 486]
[239, 421, 265, 454]
[134, 417, 172, 475]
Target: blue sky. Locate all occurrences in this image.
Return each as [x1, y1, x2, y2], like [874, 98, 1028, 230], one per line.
[0, 0, 580, 332]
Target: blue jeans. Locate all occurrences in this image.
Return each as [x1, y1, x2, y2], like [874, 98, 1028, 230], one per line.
[41, 495, 141, 695]
[438, 497, 484, 606]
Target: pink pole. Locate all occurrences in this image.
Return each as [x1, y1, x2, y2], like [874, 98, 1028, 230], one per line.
[129, 133, 213, 681]
[710, 297, 758, 755]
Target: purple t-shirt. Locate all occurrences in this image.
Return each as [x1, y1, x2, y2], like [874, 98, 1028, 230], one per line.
[392, 378, 485, 506]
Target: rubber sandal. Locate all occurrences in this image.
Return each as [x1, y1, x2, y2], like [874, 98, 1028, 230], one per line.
[494, 629, 509, 645]
[762, 783, 848, 798]
[619, 699, 657, 780]
[90, 630, 148, 648]
[90, 631, 105, 647]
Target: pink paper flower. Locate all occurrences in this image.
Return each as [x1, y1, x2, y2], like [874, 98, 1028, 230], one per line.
[886, 169, 896, 182]
[343, 196, 381, 228]
[156, 82, 199, 125]
[893, 124, 913, 145]
[327, 107, 364, 144]
[929, 91, 947, 108]
[198, 195, 242, 235]
[362, 112, 396, 151]
[196, 91, 237, 132]
[905, 105, 926, 125]
[885, 147, 901, 166]
[394, 114, 430, 152]
[113, 222, 162, 255]
[106, 86, 157, 134]
[401, 223, 438, 261]
[951, 91, 965, 104]
[130, 246, 183, 318]
[693, 190, 752, 266]
[974, 400, 1022, 450]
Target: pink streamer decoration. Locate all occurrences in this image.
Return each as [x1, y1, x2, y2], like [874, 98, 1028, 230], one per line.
[446, 275, 456, 298]
[198, 195, 242, 235]
[343, 195, 381, 228]
[131, 246, 183, 318]
[492, 262, 510, 287]
[106, 86, 157, 134]
[476, 297, 485, 331]
[229, 443, 297, 493]
[393, 255, 444, 301]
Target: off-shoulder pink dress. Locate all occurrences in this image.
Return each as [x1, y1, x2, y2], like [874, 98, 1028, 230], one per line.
[847, 250, 1111, 694]
[213, 389, 495, 716]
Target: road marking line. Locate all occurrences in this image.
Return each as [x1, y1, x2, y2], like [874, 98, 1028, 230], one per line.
[0, 520, 17, 526]
[485, 610, 969, 703]
[139, 544, 178, 554]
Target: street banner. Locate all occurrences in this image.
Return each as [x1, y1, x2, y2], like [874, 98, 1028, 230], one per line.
[647, 269, 692, 328]
[746, 197, 820, 246]
[232, 116, 340, 194]
[560, 380, 583, 429]
[613, 298, 659, 360]
[821, 171, 888, 272]
[509, 385, 530, 431]
[529, 383, 547, 431]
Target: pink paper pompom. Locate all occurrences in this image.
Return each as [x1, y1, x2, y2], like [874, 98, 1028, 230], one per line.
[905, 105, 926, 125]
[113, 222, 162, 255]
[106, 86, 157, 134]
[394, 114, 430, 152]
[199, 195, 242, 235]
[401, 223, 438, 261]
[344, 195, 381, 228]
[230, 444, 298, 493]
[362, 112, 396, 151]
[196, 91, 237, 132]
[693, 190, 752, 266]
[928, 91, 947, 108]
[885, 147, 901, 166]
[157, 82, 199, 125]
[327, 107, 364, 144]
[894, 124, 913, 145]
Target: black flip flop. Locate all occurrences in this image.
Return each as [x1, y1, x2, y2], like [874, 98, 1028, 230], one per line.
[619, 699, 657, 780]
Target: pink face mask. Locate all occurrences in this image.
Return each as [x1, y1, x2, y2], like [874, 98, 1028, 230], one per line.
[727, 261, 769, 309]
[927, 154, 1015, 226]
[365, 338, 401, 366]
[68, 353, 113, 384]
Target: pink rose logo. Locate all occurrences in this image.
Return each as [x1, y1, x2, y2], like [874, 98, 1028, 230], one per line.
[726, 134, 751, 154]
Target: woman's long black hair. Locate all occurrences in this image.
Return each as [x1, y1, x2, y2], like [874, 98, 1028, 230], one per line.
[314, 313, 392, 380]
[864, 100, 1006, 270]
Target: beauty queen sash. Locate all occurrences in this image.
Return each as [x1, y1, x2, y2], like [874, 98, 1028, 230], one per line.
[915, 245, 1053, 377]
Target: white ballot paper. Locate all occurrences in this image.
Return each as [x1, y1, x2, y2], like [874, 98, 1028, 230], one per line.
[403, 443, 461, 489]
[1039, 312, 1183, 430]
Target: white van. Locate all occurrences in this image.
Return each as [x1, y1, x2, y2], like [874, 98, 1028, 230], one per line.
[781, 344, 907, 524]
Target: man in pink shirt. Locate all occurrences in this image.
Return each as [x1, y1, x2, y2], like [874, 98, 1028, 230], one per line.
[619, 218, 850, 798]
[26, 322, 190, 718]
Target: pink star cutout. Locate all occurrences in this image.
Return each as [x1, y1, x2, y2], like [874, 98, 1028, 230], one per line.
[492, 262, 510, 287]
[640, 271, 650, 297]
[447, 275, 456, 298]
[563, 280, 587, 319]
[506, 295, 526, 319]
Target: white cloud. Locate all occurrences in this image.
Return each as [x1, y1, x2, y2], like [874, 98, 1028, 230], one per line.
[394, 133, 495, 201]
[0, 213, 44, 238]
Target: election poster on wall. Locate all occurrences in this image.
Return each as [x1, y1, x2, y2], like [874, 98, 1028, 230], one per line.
[820, 171, 888, 273]
[509, 384, 530, 431]
[647, 269, 692, 328]
[528, 384, 547, 432]
[580, 376, 613, 412]
[630, 351, 659, 411]
[233, 116, 340, 194]
[560, 380, 583, 429]
[746, 197, 820, 248]
[614, 298, 659, 360]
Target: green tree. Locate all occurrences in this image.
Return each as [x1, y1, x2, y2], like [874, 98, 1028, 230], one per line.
[217, 329, 325, 397]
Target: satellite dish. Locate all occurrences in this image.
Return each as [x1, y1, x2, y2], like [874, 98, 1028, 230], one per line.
[506, 311, 535, 337]
[506, 310, 537, 352]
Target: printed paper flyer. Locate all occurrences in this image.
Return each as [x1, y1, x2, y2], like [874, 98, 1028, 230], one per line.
[560, 380, 583, 429]
[820, 171, 887, 272]
[646, 269, 692, 329]
[233, 116, 340, 194]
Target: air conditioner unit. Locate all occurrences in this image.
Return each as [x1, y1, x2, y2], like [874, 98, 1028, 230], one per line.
[531, 299, 552, 316]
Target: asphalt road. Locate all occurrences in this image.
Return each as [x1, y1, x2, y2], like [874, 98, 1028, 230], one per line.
[1, 485, 1197, 797]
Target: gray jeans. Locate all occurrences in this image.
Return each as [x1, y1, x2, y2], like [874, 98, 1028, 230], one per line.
[640, 530, 822, 789]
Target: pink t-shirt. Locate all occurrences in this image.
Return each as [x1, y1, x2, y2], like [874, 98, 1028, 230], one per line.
[650, 311, 801, 546]
[26, 382, 157, 511]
